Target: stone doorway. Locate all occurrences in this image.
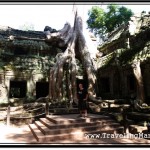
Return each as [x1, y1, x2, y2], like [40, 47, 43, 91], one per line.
[9, 80, 27, 98]
[127, 74, 136, 99]
[127, 75, 136, 90]
[36, 82, 49, 99]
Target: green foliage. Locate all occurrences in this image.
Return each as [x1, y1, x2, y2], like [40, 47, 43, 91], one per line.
[12, 40, 52, 51]
[87, 4, 134, 41]
[116, 114, 123, 122]
[0, 61, 5, 70]
[4, 64, 16, 71]
[87, 6, 106, 39]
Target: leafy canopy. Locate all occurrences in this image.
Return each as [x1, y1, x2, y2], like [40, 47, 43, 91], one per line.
[87, 4, 134, 40]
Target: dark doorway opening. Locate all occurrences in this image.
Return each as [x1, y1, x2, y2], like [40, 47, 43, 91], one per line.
[127, 74, 136, 99]
[100, 77, 110, 93]
[9, 80, 27, 98]
[36, 82, 49, 99]
[98, 77, 111, 99]
[127, 74, 136, 91]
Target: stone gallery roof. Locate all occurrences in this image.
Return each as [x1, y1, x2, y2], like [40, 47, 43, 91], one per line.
[0, 26, 60, 71]
[0, 25, 46, 40]
[97, 13, 150, 69]
[0, 25, 61, 53]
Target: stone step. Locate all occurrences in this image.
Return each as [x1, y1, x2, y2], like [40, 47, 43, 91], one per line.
[40, 126, 124, 143]
[39, 117, 115, 129]
[35, 120, 121, 135]
[28, 123, 45, 142]
[28, 114, 124, 143]
[49, 108, 78, 114]
[29, 124, 124, 143]
[86, 126, 124, 135]
[39, 118, 56, 128]
[46, 114, 111, 124]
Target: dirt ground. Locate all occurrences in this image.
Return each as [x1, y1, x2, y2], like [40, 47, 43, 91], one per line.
[0, 123, 37, 145]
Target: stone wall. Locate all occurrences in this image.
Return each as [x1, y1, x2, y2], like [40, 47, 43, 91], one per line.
[0, 69, 49, 105]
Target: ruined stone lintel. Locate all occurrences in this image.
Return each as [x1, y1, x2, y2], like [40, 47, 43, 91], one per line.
[8, 35, 46, 41]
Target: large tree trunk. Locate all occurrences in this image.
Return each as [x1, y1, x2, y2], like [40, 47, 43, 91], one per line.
[132, 61, 145, 105]
[47, 6, 99, 105]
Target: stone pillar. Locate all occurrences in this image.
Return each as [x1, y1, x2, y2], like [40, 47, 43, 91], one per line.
[27, 76, 36, 99]
[3, 71, 13, 103]
[132, 61, 145, 104]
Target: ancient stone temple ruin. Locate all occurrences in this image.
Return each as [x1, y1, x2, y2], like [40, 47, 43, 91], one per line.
[0, 26, 61, 105]
[0, 12, 150, 106]
[97, 13, 150, 104]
